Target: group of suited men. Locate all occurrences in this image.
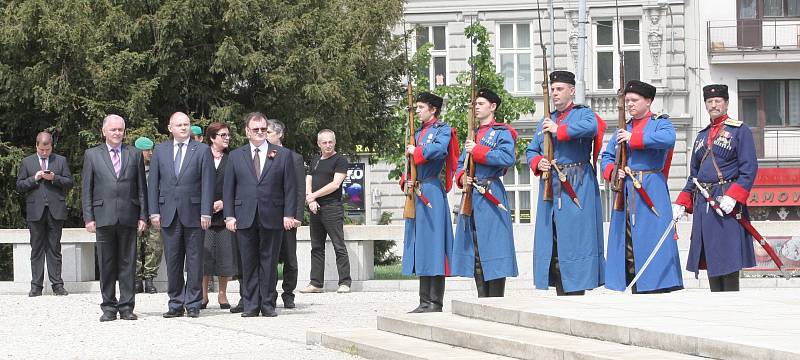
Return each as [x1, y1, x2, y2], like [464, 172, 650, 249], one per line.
[17, 111, 305, 321]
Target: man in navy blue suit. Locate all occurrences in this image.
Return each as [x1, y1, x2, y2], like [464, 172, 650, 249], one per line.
[224, 112, 297, 317]
[148, 112, 214, 318]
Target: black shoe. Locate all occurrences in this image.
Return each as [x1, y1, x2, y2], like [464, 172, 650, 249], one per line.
[28, 288, 42, 297]
[186, 308, 200, 318]
[135, 280, 144, 294]
[230, 302, 244, 314]
[261, 307, 277, 317]
[119, 311, 138, 320]
[219, 302, 231, 309]
[52, 286, 69, 296]
[241, 311, 259, 317]
[100, 311, 117, 322]
[408, 304, 429, 313]
[144, 278, 157, 294]
[162, 308, 185, 318]
[282, 296, 295, 309]
[200, 300, 208, 310]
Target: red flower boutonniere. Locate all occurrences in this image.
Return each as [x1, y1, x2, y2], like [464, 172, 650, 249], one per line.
[268, 149, 278, 159]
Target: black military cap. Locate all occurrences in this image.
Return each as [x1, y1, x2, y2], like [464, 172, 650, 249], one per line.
[477, 88, 501, 108]
[703, 84, 729, 101]
[549, 71, 576, 85]
[624, 80, 657, 100]
[416, 92, 443, 111]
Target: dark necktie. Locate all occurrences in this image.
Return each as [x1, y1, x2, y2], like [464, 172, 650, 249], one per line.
[253, 148, 261, 179]
[175, 143, 184, 177]
[40, 157, 47, 171]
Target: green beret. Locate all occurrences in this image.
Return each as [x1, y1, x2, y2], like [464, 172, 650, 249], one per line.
[191, 125, 203, 136]
[134, 137, 154, 150]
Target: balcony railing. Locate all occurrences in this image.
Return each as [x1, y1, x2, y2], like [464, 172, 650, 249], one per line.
[708, 19, 800, 55]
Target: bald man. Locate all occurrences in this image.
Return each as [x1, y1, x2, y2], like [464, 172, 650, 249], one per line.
[148, 112, 214, 318]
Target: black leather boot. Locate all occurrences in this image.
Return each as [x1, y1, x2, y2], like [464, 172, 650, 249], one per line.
[135, 280, 144, 294]
[721, 271, 740, 292]
[426, 276, 445, 312]
[409, 276, 432, 313]
[144, 278, 157, 294]
[486, 277, 506, 297]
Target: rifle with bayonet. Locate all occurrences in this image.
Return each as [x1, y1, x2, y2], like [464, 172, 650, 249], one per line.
[459, 23, 477, 216]
[535, 0, 554, 202]
[611, 3, 628, 211]
[403, 23, 418, 219]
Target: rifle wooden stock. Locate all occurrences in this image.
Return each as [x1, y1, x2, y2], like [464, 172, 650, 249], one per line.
[403, 80, 417, 219]
[460, 82, 477, 216]
[540, 55, 554, 202]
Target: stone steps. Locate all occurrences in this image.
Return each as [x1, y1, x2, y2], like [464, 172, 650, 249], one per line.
[377, 312, 703, 360]
[307, 327, 514, 360]
[451, 296, 800, 360]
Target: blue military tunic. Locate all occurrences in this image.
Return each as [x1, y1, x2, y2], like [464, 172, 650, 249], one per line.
[451, 120, 519, 281]
[526, 105, 605, 292]
[601, 112, 684, 292]
[675, 115, 757, 277]
[402, 120, 456, 276]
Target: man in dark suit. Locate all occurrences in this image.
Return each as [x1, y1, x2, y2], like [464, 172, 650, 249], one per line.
[82, 114, 148, 322]
[16, 132, 74, 297]
[265, 119, 304, 309]
[224, 112, 297, 317]
[148, 112, 214, 318]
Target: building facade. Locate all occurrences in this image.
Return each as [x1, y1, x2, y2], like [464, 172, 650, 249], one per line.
[363, 0, 799, 225]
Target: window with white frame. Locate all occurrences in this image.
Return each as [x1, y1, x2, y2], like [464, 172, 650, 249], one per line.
[497, 23, 533, 94]
[415, 25, 448, 88]
[502, 164, 534, 224]
[593, 18, 641, 91]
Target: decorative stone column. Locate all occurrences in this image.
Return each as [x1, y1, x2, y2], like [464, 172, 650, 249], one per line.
[645, 6, 665, 83]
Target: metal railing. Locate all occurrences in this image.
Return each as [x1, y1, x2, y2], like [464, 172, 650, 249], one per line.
[708, 19, 800, 54]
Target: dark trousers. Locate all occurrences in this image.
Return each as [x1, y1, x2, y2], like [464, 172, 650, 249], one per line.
[239, 222, 283, 314]
[28, 207, 64, 290]
[709, 271, 740, 292]
[277, 227, 298, 301]
[309, 203, 351, 287]
[96, 225, 137, 312]
[161, 222, 204, 311]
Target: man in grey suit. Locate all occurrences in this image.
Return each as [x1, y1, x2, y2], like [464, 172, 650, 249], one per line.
[148, 112, 214, 318]
[82, 114, 148, 322]
[224, 112, 297, 317]
[265, 119, 303, 309]
[16, 132, 74, 297]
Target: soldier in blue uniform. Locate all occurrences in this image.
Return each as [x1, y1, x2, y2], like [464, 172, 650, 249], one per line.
[673, 84, 757, 292]
[526, 71, 606, 296]
[402, 92, 459, 313]
[601, 80, 683, 293]
[452, 88, 519, 298]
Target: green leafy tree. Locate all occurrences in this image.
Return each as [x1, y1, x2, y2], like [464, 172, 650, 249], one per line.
[379, 22, 536, 179]
[0, 0, 406, 228]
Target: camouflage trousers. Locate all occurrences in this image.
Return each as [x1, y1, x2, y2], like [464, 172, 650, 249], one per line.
[136, 226, 163, 280]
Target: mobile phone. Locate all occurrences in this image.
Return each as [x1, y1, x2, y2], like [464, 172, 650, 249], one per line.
[43, 170, 53, 174]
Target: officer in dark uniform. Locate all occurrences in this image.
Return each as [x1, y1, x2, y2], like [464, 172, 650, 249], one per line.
[673, 84, 758, 292]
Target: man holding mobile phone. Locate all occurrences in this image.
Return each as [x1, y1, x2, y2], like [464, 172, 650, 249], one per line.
[16, 132, 74, 297]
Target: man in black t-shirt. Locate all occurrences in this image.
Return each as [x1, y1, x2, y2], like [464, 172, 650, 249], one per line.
[299, 129, 352, 293]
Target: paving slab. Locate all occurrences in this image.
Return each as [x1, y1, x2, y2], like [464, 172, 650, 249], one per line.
[453, 288, 800, 360]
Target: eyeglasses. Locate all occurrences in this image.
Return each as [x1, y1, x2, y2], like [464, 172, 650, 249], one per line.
[249, 127, 268, 133]
[216, 133, 230, 138]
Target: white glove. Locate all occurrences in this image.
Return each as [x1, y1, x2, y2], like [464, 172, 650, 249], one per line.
[719, 195, 736, 214]
[672, 204, 685, 221]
